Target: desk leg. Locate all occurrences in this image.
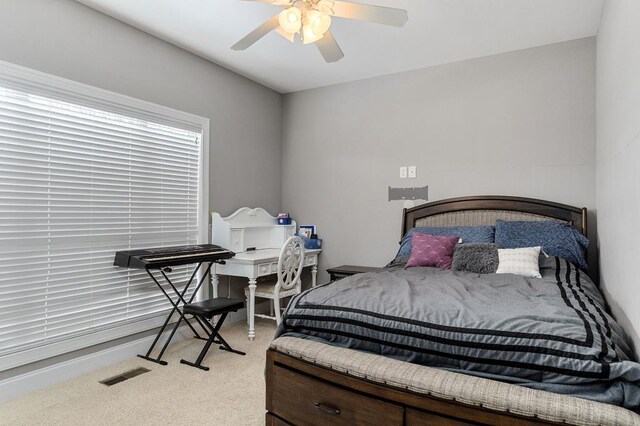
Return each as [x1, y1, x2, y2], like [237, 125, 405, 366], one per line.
[311, 265, 318, 288]
[248, 278, 257, 341]
[212, 273, 219, 298]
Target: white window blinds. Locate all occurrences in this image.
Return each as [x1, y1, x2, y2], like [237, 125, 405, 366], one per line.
[0, 69, 206, 370]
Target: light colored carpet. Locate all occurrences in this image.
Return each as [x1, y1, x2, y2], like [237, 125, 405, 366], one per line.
[0, 320, 276, 426]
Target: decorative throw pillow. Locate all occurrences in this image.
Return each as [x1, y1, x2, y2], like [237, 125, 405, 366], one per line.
[494, 220, 589, 270]
[406, 234, 460, 269]
[496, 246, 542, 278]
[396, 226, 495, 258]
[451, 243, 499, 274]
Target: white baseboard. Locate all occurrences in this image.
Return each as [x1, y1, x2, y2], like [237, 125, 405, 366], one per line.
[0, 308, 255, 403]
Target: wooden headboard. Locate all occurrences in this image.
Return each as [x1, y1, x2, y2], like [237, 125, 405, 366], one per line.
[401, 195, 594, 276]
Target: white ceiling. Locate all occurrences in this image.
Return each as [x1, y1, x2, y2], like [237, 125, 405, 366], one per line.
[74, 0, 604, 93]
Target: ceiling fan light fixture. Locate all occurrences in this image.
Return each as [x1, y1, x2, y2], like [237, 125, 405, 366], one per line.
[316, 0, 335, 15]
[306, 9, 331, 37]
[275, 26, 296, 42]
[278, 7, 302, 34]
[301, 23, 324, 44]
[232, 0, 407, 63]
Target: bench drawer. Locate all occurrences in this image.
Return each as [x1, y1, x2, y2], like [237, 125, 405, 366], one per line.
[406, 408, 476, 425]
[270, 365, 403, 426]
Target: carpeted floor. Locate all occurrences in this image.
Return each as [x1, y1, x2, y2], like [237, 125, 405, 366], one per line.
[0, 320, 277, 426]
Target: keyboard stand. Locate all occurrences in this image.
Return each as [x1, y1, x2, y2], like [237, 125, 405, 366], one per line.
[137, 262, 215, 366]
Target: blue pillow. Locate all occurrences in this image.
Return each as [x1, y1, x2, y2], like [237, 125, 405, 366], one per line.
[494, 220, 589, 270]
[396, 226, 495, 258]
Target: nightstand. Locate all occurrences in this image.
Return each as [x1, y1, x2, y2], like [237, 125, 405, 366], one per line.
[327, 265, 383, 281]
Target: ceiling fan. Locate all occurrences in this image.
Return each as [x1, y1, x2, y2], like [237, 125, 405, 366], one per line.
[231, 0, 408, 63]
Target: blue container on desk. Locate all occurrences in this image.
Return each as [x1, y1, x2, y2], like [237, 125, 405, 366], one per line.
[296, 234, 322, 250]
[277, 217, 292, 225]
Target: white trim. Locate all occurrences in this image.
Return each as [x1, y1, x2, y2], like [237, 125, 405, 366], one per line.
[0, 325, 188, 404]
[198, 124, 211, 301]
[200, 124, 211, 247]
[0, 314, 168, 372]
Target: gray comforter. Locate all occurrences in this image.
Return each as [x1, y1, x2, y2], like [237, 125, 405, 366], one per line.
[276, 257, 640, 410]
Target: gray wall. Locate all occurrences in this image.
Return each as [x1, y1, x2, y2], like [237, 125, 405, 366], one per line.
[596, 0, 640, 352]
[0, 0, 283, 217]
[0, 0, 282, 380]
[283, 38, 596, 283]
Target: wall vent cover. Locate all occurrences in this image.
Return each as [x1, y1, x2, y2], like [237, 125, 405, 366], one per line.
[99, 367, 151, 387]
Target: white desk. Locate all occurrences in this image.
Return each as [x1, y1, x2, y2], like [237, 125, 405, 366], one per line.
[211, 248, 321, 340]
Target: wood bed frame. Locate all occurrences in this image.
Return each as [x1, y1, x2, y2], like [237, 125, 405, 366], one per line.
[266, 196, 592, 426]
[402, 195, 593, 275]
[402, 195, 587, 238]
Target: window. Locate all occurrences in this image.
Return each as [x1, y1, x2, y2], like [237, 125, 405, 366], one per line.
[0, 61, 209, 370]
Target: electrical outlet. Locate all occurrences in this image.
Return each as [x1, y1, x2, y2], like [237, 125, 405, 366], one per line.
[408, 166, 417, 178]
[399, 166, 407, 178]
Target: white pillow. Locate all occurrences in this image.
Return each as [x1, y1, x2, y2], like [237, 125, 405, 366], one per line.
[496, 246, 542, 278]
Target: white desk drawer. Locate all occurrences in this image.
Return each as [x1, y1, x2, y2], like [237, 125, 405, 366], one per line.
[304, 255, 316, 266]
[258, 263, 272, 275]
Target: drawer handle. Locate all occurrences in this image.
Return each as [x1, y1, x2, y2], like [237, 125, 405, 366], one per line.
[314, 402, 340, 416]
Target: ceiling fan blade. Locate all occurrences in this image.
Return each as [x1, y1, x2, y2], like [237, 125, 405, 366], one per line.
[316, 31, 344, 63]
[330, 1, 408, 27]
[231, 15, 280, 50]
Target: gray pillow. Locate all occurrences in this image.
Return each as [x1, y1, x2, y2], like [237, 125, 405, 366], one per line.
[451, 243, 499, 274]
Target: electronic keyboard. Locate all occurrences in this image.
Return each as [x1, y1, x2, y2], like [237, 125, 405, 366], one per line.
[113, 244, 235, 269]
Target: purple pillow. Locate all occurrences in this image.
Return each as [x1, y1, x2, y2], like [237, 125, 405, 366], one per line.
[406, 234, 460, 269]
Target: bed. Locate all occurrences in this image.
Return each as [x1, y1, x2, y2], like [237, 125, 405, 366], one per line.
[265, 196, 640, 425]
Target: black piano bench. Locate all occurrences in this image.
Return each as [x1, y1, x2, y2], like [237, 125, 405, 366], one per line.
[179, 298, 246, 371]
